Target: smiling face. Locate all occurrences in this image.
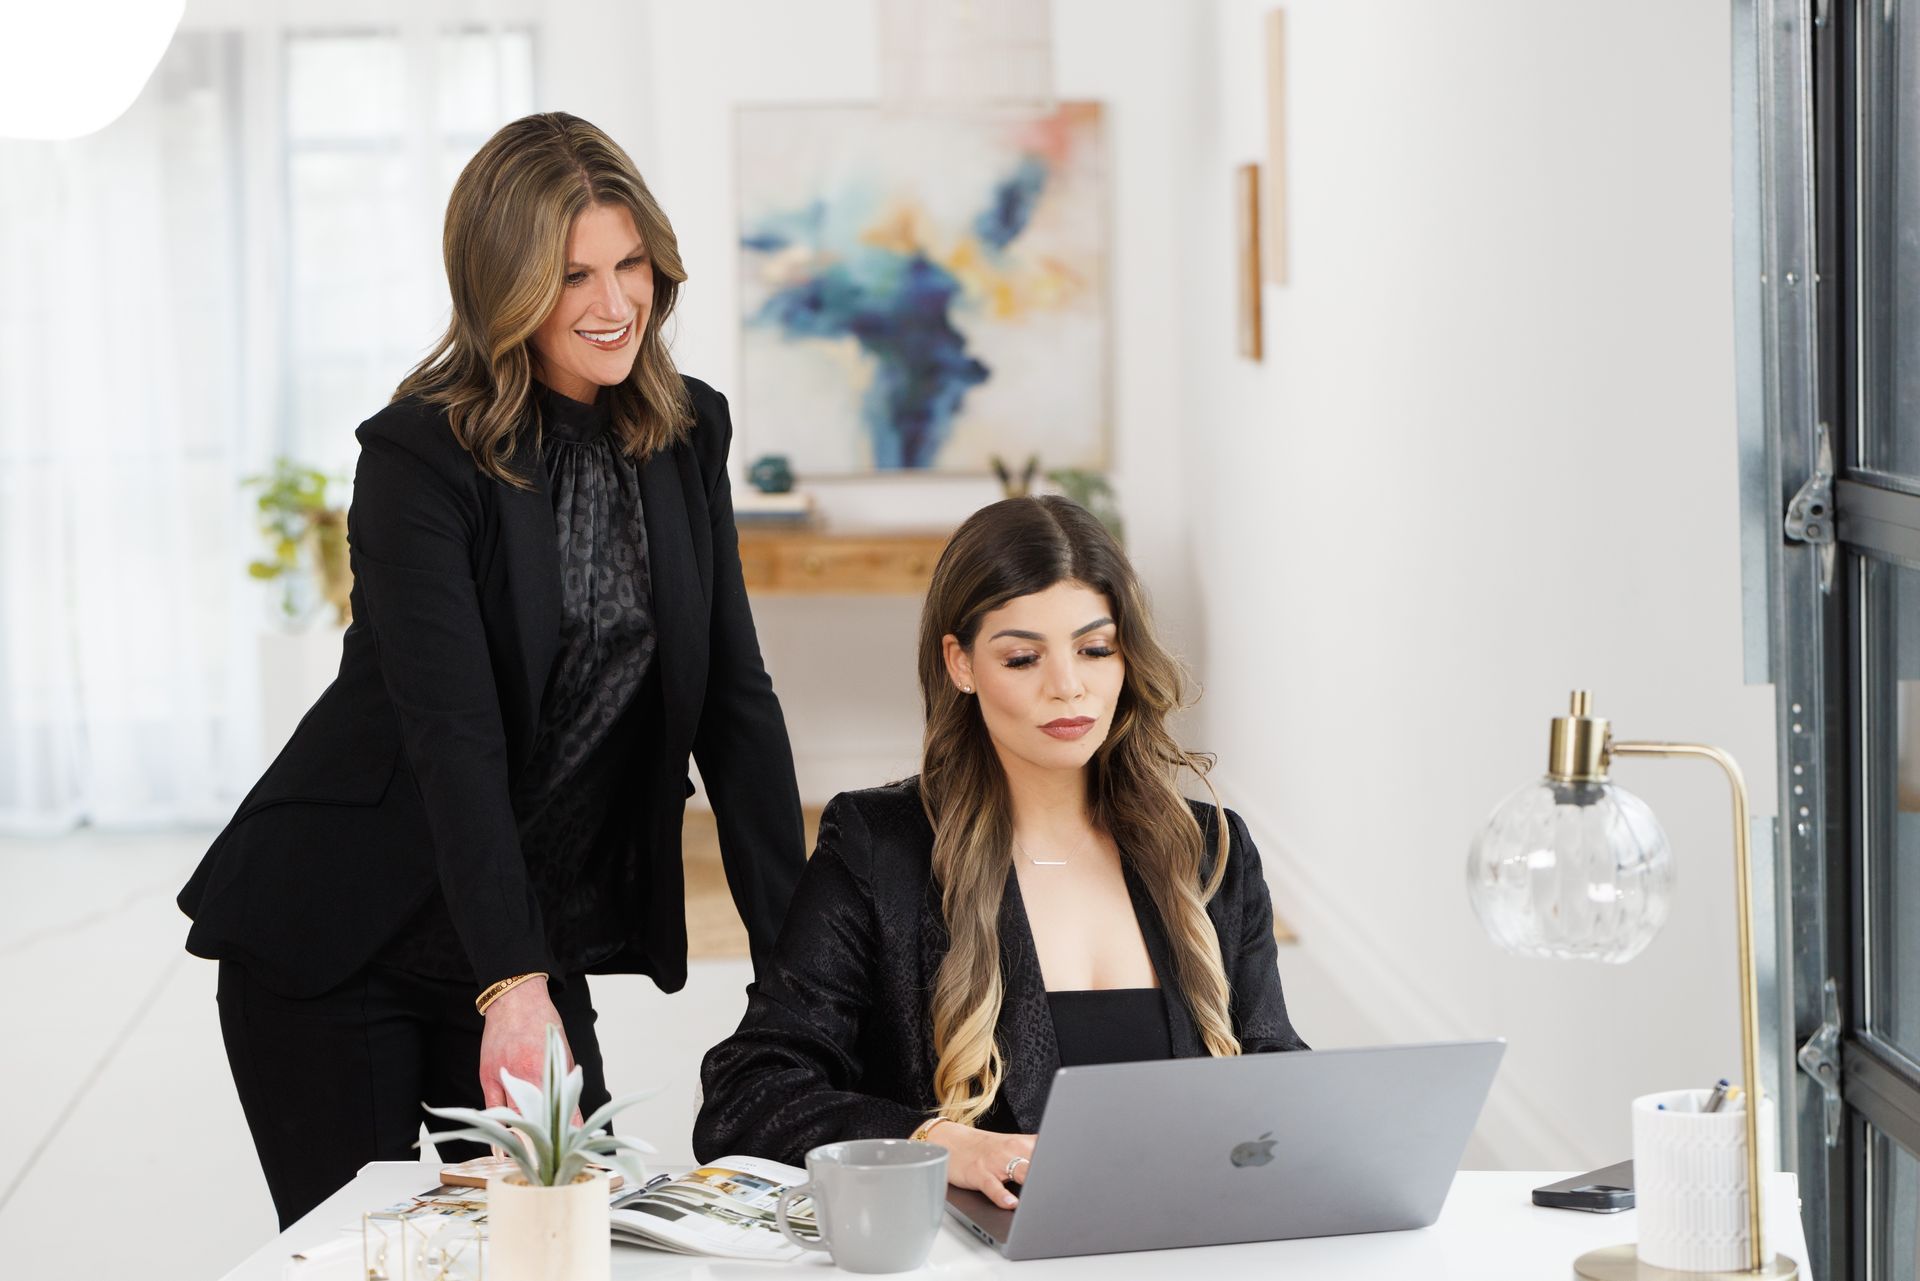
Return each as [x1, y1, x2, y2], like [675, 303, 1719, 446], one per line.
[942, 580, 1126, 781]
[529, 201, 653, 403]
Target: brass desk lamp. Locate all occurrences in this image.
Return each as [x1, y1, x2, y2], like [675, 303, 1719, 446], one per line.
[1466, 691, 1798, 1279]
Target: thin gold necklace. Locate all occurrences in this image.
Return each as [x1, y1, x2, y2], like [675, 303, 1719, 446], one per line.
[1014, 829, 1093, 868]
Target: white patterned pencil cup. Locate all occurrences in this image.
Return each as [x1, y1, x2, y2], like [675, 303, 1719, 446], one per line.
[1632, 1088, 1777, 1272]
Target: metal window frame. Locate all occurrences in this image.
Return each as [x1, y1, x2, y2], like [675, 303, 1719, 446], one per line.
[1831, 0, 1920, 1267]
[1740, 0, 1920, 1276]
[1733, 0, 1842, 1274]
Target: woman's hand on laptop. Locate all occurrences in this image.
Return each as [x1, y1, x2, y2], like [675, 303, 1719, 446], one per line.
[926, 1124, 1036, 1209]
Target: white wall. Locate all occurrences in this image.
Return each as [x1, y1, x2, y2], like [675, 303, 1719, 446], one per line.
[637, 0, 1201, 802]
[1174, 0, 1778, 1169]
[167, 0, 1779, 1172]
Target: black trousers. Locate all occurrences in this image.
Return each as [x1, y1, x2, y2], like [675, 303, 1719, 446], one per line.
[217, 961, 611, 1228]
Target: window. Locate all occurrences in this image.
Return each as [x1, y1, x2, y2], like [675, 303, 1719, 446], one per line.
[281, 26, 535, 471]
[1745, 1, 1920, 1276]
[0, 30, 253, 827]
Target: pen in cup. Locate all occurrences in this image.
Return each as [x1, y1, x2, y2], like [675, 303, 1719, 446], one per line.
[1702, 1078, 1731, 1114]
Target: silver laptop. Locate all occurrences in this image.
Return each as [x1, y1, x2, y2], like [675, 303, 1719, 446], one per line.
[946, 1039, 1505, 1260]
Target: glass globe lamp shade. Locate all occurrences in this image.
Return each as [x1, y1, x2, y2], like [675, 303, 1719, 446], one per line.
[1466, 776, 1674, 964]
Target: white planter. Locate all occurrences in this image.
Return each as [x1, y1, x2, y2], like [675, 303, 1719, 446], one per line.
[487, 1172, 611, 1281]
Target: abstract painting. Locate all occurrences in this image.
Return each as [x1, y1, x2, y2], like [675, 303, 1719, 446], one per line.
[736, 103, 1109, 475]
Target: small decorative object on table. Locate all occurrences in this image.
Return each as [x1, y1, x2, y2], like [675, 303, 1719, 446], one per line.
[991, 453, 1040, 498]
[363, 1196, 487, 1281]
[738, 453, 815, 527]
[748, 453, 795, 494]
[420, 1026, 658, 1281]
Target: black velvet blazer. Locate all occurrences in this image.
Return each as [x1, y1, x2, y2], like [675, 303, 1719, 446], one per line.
[694, 780, 1308, 1166]
[178, 376, 804, 999]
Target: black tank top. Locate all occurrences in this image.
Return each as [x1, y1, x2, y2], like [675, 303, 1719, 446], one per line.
[1045, 988, 1174, 1066]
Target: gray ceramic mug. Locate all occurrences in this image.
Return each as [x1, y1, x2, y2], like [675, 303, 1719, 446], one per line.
[775, 1138, 949, 1273]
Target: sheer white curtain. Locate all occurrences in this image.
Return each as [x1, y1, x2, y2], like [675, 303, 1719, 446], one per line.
[0, 15, 539, 835]
[0, 34, 253, 833]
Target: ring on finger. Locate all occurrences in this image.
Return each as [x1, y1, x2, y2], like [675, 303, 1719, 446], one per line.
[1004, 1156, 1030, 1179]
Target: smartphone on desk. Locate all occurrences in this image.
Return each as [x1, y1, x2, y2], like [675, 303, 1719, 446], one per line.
[1532, 1160, 1633, 1213]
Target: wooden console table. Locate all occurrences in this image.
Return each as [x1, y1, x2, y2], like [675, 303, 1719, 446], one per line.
[736, 526, 952, 596]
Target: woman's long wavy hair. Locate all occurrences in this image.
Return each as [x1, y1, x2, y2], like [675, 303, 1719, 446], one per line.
[917, 496, 1238, 1125]
[393, 112, 691, 485]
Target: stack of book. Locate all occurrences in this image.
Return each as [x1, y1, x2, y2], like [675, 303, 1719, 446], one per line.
[733, 488, 817, 527]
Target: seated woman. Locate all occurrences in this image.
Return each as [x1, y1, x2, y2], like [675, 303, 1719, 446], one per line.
[694, 495, 1307, 1208]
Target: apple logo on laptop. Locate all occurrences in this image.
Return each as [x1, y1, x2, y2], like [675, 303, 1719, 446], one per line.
[1230, 1132, 1276, 1168]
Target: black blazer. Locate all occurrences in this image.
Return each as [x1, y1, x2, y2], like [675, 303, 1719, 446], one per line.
[694, 780, 1307, 1166]
[179, 376, 804, 999]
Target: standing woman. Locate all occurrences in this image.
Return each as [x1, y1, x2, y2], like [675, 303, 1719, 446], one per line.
[179, 113, 805, 1226]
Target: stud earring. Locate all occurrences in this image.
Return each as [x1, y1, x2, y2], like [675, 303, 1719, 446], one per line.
[961, 685, 974, 694]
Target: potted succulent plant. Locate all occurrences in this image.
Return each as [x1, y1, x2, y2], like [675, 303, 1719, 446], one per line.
[423, 1026, 657, 1281]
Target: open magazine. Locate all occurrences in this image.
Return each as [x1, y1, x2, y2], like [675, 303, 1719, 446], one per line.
[393, 1155, 818, 1262]
[609, 1156, 816, 1260]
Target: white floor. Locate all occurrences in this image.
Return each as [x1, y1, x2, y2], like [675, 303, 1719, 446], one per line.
[0, 829, 1404, 1279]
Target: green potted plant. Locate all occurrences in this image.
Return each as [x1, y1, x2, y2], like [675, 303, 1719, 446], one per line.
[243, 459, 352, 625]
[1046, 468, 1125, 547]
[423, 1027, 657, 1281]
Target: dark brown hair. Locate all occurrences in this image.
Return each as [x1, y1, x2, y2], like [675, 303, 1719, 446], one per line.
[916, 496, 1237, 1124]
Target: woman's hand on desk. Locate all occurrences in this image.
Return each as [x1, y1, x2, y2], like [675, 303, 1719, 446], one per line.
[927, 1123, 1035, 1209]
[478, 980, 584, 1125]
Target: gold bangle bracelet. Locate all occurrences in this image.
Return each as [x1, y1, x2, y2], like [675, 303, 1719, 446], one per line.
[910, 1116, 952, 1143]
[475, 971, 548, 1016]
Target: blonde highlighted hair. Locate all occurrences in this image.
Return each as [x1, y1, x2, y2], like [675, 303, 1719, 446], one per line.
[394, 112, 691, 485]
[916, 497, 1239, 1125]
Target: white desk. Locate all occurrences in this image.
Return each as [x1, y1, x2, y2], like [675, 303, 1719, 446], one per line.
[224, 1162, 1811, 1281]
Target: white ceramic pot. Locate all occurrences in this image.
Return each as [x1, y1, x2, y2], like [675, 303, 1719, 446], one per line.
[487, 1171, 611, 1281]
